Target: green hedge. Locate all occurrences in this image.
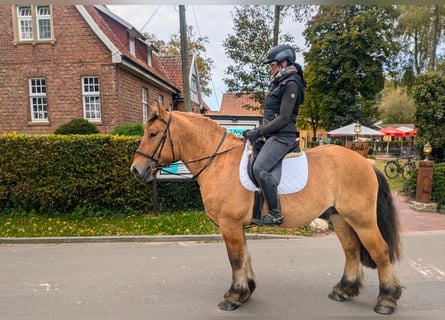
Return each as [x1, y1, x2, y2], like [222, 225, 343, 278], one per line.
[406, 162, 445, 208]
[54, 118, 100, 135]
[112, 123, 144, 136]
[0, 133, 203, 216]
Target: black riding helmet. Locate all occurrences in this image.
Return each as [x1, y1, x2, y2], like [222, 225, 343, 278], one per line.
[263, 44, 296, 65]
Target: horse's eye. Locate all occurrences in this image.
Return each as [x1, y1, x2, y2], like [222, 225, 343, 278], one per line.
[149, 132, 158, 138]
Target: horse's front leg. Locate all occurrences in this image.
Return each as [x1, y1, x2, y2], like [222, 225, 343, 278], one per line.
[218, 221, 256, 311]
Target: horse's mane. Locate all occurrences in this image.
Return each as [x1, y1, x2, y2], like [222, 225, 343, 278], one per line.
[146, 108, 243, 142]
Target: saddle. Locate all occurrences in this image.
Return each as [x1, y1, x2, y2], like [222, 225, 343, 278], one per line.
[241, 139, 308, 225]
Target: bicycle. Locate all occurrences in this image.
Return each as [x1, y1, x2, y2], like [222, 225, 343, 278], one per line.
[384, 155, 417, 180]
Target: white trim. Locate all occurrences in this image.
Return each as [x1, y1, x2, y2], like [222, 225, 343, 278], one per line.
[75, 5, 121, 64]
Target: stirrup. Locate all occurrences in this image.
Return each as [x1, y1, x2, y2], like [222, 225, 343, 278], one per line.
[262, 215, 283, 226]
[250, 217, 263, 226]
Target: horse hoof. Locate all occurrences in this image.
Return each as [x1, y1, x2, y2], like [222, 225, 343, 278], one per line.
[218, 300, 240, 311]
[328, 292, 346, 302]
[374, 304, 395, 315]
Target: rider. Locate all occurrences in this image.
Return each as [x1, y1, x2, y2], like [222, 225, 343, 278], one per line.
[243, 44, 306, 226]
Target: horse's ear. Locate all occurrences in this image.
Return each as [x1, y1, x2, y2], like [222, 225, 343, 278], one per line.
[154, 101, 170, 119]
[149, 102, 160, 114]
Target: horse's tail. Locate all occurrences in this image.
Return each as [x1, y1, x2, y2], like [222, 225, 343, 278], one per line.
[360, 167, 402, 269]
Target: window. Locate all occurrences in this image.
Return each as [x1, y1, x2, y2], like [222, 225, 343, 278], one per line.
[15, 5, 53, 42]
[142, 88, 148, 122]
[82, 77, 101, 121]
[36, 5, 52, 40]
[129, 36, 136, 55]
[191, 74, 198, 92]
[158, 95, 164, 106]
[29, 78, 48, 121]
[17, 6, 32, 40]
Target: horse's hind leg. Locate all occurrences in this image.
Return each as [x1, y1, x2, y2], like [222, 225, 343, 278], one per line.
[354, 227, 402, 315]
[218, 222, 256, 311]
[328, 214, 364, 302]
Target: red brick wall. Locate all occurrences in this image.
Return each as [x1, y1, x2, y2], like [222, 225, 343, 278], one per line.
[114, 67, 174, 125]
[0, 5, 175, 134]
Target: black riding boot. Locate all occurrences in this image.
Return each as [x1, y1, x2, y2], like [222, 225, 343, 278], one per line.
[258, 171, 283, 226]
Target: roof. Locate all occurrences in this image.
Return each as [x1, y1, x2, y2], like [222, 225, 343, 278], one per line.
[158, 55, 193, 91]
[208, 93, 262, 116]
[78, 5, 178, 93]
[327, 123, 384, 137]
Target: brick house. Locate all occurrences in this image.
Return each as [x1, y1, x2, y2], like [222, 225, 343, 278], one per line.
[0, 4, 204, 134]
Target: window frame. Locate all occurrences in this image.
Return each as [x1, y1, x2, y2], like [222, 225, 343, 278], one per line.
[81, 76, 101, 122]
[29, 77, 48, 122]
[142, 87, 148, 123]
[13, 5, 55, 44]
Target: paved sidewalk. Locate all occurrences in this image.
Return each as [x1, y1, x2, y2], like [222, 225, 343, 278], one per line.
[394, 193, 445, 232]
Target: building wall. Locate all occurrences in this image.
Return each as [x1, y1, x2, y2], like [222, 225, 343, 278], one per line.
[0, 5, 175, 134]
[115, 67, 174, 126]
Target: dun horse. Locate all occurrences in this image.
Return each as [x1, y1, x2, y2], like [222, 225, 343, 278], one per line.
[130, 104, 403, 315]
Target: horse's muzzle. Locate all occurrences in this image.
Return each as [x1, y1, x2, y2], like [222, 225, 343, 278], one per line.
[130, 163, 153, 183]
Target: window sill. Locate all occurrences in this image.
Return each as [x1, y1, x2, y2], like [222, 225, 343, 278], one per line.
[28, 121, 50, 126]
[14, 39, 56, 46]
[88, 120, 103, 125]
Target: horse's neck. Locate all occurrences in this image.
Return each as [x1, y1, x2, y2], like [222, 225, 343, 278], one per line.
[173, 113, 240, 174]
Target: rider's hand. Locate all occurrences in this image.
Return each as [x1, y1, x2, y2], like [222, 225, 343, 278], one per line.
[243, 128, 261, 143]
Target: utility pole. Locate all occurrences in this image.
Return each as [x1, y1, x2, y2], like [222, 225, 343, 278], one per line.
[179, 5, 191, 112]
[273, 5, 281, 46]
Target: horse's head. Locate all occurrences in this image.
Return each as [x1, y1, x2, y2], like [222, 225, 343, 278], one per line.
[130, 103, 176, 183]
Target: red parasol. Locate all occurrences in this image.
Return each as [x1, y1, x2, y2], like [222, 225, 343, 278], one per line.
[378, 126, 406, 137]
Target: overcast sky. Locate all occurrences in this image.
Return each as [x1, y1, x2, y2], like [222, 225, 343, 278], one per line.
[108, 5, 307, 110]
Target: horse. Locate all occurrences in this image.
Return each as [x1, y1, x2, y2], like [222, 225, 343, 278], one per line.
[130, 104, 403, 315]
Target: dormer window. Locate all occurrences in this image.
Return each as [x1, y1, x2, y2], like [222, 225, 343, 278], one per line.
[127, 28, 138, 56]
[129, 36, 135, 55]
[147, 48, 152, 67]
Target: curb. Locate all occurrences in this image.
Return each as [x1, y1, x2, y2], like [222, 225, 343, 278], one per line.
[0, 233, 301, 244]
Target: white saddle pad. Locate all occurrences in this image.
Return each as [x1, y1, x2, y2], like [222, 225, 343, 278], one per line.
[239, 143, 309, 194]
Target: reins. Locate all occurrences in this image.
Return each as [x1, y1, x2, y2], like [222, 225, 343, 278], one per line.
[134, 112, 242, 180]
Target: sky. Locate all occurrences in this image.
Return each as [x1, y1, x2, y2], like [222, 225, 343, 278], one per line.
[107, 5, 307, 110]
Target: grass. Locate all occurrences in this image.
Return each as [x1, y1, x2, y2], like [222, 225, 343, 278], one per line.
[373, 158, 410, 192]
[0, 160, 404, 239]
[0, 211, 311, 238]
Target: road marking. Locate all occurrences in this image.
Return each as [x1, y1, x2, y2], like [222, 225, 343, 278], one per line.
[409, 258, 444, 281]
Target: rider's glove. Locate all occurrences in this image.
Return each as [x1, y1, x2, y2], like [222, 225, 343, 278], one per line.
[243, 128, 261, 143]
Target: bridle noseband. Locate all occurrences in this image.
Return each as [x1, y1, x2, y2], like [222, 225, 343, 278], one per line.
[134, 111, 241, 180]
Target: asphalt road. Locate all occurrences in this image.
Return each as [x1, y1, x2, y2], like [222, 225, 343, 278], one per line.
[1, 231, 444, 320]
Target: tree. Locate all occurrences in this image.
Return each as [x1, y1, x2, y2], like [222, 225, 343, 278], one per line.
[395, 5, 445, 75]
[223, 5, 297, 109]
[379, 86, 416, 124]
[145, 26, 214, 96]
[303, 5, 399, 130]
[427, 5, 441, 71]
[412, 73, 445, 162]
[297, 63, 323, 138]
[395, 6, 430, 75]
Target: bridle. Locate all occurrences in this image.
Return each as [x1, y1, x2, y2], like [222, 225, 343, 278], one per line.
[134, 111, 175, 171]
[134, 111, 242, 180]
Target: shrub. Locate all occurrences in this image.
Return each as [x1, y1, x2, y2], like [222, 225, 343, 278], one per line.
[412, 73, 445, 162]
[406, 162, 445, 208]
[0, 133, 203, 216]
[54, 118, 100, 135]
[112, 123, 144, 136]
